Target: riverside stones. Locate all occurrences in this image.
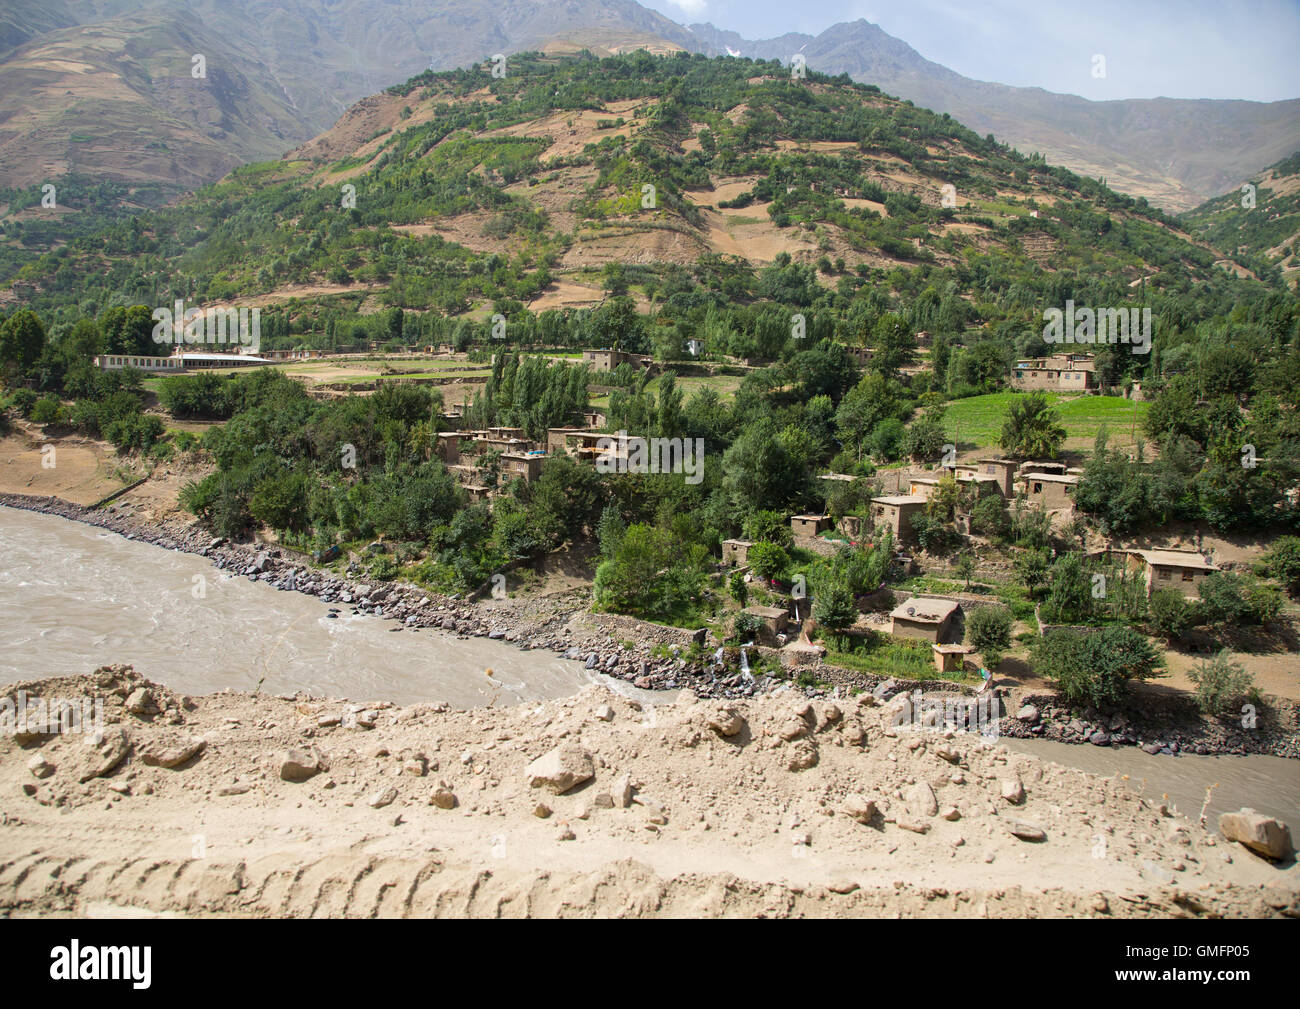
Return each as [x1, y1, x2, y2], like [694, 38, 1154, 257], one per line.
[1001, 778, 1025, 804]
[1218, 808, 1292, 860]
[76, 728, 129, 782]
[907, 781, 939, 818]
[1007, 820, 1047, 842]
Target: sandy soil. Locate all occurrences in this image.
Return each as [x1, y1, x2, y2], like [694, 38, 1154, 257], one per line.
[0, 427, 122, 505]
[1, 666, 1295, 918]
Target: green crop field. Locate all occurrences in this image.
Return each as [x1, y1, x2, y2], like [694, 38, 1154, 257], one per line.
[943, 392, 1148, 453]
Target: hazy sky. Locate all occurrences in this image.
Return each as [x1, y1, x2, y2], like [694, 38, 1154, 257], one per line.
[643, 0, 1300, 102]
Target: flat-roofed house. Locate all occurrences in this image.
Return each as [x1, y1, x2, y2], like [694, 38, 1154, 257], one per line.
[501, 452, 544, 482]
[1011, 354, 1096, 392]
[743, 604, 789, 643]
[1125, 549, 1220, 599]
[581, 349, 650, 372]
[870, 495, 927, 543]
[954, 458, 1020, 498]
[890, 597, 961, 643]
[721, 539, 753, 566]
[790, 514, 832, 538]
[1018, 471, 1079, 509]
[433, 432, 462, 464]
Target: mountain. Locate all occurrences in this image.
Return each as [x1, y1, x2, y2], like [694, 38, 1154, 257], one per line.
[683, 19, 1300, 214]
[0, 2, 1294, 230]
[1185, 151, 1300, 289]
[0, 0, 695, 194]
[6, 51, 1275, 332]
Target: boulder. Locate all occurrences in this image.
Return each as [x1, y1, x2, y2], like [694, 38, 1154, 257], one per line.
[1007, 820, 1046, 841]
[842, 795, 877, 824]
[141, 734, 206, 768]
[125, 688, 155, 716]
[706, 707, 746, 737]
[1219, 809, 1292, 860]
[279, 747, 322, 782]
[525, 744, 595, 795]
[1001, 778, 1025, 804]
[1015, 704, 1039, 723]
[76, 728, 130, 782]
[429, 788, 457, 810]
[27, 755, 54, 779]
[906, 781, 939, 818]
[367, 787, 397, 809]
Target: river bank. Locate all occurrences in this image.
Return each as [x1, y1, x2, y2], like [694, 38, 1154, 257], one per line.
[1, 664, 1295, 919]
[2, 491, 1298, 759]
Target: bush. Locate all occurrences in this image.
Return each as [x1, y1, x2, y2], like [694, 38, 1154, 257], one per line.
[742, 510, 794, 550]
[732, 610, 762, 643]
[747, 540, 791, 583]
[870, 418, 906, 461]
[1195, 571, 1247, 627]
[1032, 625, 1163, 707]
[1261, 536, 1300, 597]
[28, 395, 64, 425]
[966, 605, 1013, 666]
[11, 389, 37, 416]
[728, 568, 748, 607]
[969, 494, 1010, 540]
[1187, 651, 1255, 715]
[1147, 587, 1193, 640]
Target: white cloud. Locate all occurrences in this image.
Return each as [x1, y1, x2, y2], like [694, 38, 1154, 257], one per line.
[667, 0, 711, 19]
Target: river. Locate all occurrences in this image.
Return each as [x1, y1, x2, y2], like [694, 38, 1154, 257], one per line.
[2, 504, 1295, 825]
[0, 505, 597, 707]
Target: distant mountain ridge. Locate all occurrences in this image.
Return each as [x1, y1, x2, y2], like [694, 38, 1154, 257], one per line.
[682, 19, 1300, 213]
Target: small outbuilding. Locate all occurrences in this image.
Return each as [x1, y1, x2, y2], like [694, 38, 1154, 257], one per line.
[890, 597, 961, 644]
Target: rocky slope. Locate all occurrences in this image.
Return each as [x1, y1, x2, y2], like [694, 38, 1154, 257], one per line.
[1, 664, 1296, 918]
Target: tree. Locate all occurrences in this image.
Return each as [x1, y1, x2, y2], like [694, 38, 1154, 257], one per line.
[728, 568, 749, 607]
[0, 309, 47, 383]
[965, 605, 1012, 666]
[1261, 536, 1300, 597]
[954, 552, 977, 591]
[1015, 547, 1051, 599]
[999, 392, 1065, 459]
[814, 578, 857, 644]
[868, 313, 916, 379]
[1032, 625, 1164, 708]
[592, 523, 708, 624]
[1147, 588, 1193, 640]
[1187, 651, 1255, 715]
[748, 541, 791, 583]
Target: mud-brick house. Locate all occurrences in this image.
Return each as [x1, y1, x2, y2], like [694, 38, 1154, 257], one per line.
[890, 597, 961, 644]
[932, 643, 972, 674]
[838, 514, 864, 539]
[721, 539, 754, 566]
[581, 349, 650, 372]
[1125, 549, 1219, 599]
[433, 432, 462, 465]
[790, 514, 833, 538]
[1017, 471, 1079, 509]
[743, 604, 789, 643]
[501, 452, 544, 483]
[954, 458, 1020, 498]
[870, 495, 927, 543]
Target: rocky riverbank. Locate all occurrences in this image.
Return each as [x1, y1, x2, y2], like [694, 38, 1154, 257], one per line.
[3, 491, 1298, 758]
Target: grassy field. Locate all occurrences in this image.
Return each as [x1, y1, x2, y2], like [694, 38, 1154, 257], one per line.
[943, 392, 1147, 454]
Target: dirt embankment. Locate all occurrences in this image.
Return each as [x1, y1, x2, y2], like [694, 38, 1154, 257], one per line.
[1, 665, 1296, 919]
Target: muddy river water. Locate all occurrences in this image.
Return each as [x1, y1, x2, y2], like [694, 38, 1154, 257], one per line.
[2, 505, 1295, 826]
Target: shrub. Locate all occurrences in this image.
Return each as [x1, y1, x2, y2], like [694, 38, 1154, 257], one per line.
[742, 510, 794, 550]
[1195, 571, 1247, 627]
[1147, 587, 1193, 639]
[969, 494, 1010, 540]
[10, 389, 37, 416]
[732, 610, 762, 643]
[1187, 651, 1255, 715]
[728, 568, 749, 607]
[1032, 625, 1164, 707]
[748, 540, 791, 583]
[1261, 536, 1300, 597]
[966, 605, 1013, 666]
[28, 396, 64, 425]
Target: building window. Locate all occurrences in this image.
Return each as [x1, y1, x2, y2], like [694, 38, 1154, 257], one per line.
[1182, 571, 1194, 582]
[1158, 569, 1170, 579]
[1032, 482, 1042, 493]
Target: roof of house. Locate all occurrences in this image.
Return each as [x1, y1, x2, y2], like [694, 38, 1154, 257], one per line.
[791, 513, 830, 522]
[890, 597, 960, 623]
[1130, 549, 1219, 571]
[872, 494, 928, 507]
[1020, 472, 1080, 483]
[744, 605, 789, 620]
